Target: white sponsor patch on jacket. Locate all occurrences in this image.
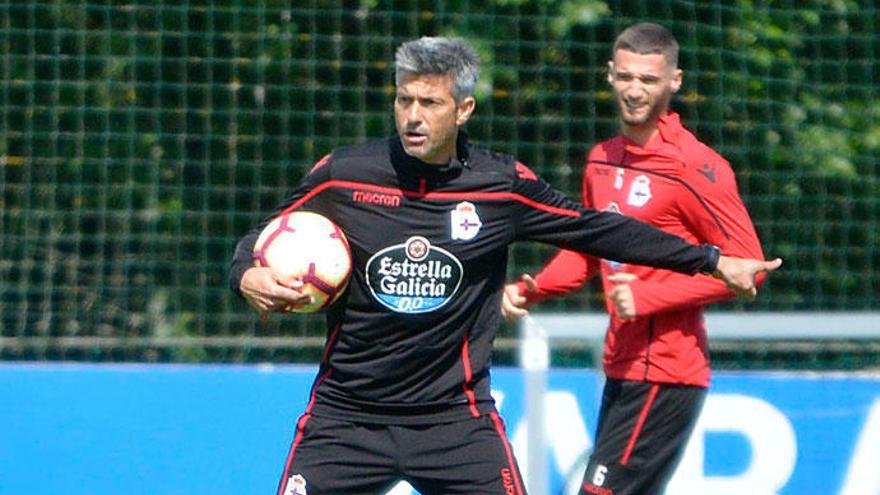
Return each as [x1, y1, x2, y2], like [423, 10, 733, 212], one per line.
[366, 236, 463, 314]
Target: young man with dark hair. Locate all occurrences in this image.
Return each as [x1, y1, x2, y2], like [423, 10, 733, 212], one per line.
[232, 35, 779, 495]
[503, 23, 771, 495]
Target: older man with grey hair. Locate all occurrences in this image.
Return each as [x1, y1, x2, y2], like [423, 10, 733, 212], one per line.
[231, 36, 780, 495]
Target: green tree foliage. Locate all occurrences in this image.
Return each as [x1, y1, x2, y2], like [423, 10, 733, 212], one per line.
[1, 1, 877, 362]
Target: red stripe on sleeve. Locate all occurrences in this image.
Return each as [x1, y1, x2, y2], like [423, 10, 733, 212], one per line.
[308, 154, 331, 173]
[515, 161, 538, 180]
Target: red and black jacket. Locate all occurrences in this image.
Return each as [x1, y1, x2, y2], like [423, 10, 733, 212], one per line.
[230, 133, 720, 423]
[520, 113, 765, 387]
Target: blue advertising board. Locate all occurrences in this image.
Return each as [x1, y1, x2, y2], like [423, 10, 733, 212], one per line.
[1, 364, 878, 495]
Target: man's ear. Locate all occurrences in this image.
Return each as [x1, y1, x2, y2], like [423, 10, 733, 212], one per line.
[671, 68, 683, 93]
[607, 60, 615, 85]
[456, 96, 476, 126]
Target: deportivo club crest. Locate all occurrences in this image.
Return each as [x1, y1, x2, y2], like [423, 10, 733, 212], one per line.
[627, 175, 652, 207]
[283, 474, 307, 495]
[450, 201, 482, 240]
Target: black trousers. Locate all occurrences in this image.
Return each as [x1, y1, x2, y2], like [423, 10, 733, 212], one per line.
[277, 412, 527, 495]
[579, 379, 707, 495]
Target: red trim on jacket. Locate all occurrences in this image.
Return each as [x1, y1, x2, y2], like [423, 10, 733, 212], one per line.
[280, 180, 581, 218]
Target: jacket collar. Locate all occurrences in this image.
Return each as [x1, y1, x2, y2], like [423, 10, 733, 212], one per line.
[655, 111, 685, 145]
[390, 130, 471, 180]
[620, 111, 687, 160]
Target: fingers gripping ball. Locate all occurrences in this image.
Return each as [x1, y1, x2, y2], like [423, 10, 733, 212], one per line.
[253, 211, 352, 313]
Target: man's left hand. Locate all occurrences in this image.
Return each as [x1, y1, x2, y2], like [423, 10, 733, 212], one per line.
[608, 272, 637, 320]
[713, 256, 783, 299]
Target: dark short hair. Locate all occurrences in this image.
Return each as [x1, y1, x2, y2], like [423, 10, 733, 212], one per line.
[613, 22, 679, 68]
[395, 37, 480, 103]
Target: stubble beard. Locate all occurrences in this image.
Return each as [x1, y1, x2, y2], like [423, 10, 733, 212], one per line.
[409, 129, 456, 164]
[618, 91, 672, 128]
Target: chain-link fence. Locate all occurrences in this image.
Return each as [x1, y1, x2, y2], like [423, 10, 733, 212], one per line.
[1, 1, 878, 365]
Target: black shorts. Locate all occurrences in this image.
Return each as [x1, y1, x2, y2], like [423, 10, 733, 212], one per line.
[277, 412, 527, 495]
[579, 379, 707, 495]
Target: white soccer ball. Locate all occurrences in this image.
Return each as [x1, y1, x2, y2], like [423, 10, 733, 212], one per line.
[253, 211, 352, 313]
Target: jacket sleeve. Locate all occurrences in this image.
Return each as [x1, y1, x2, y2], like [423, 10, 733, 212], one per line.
[228, 155, 333, 297]
[511, 162, 719, 277]
[518, 249, 598, 305]
[518, 160, 599, 304]
[628, 156, 766, 315]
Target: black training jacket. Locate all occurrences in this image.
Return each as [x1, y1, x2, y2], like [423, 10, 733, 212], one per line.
[230, 134, 719, 424]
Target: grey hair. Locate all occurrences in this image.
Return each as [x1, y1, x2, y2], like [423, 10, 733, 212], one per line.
[395, 37, 480, 103]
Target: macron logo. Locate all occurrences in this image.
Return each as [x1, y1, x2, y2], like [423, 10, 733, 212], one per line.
[500, 468, 516, 495]
[352, 190, 401, 207]
[698, 163, 717, 183]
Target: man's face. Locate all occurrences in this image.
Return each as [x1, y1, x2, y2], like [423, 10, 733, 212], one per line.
[394, 72, 475, 164]
[607, 49, 682, 129]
